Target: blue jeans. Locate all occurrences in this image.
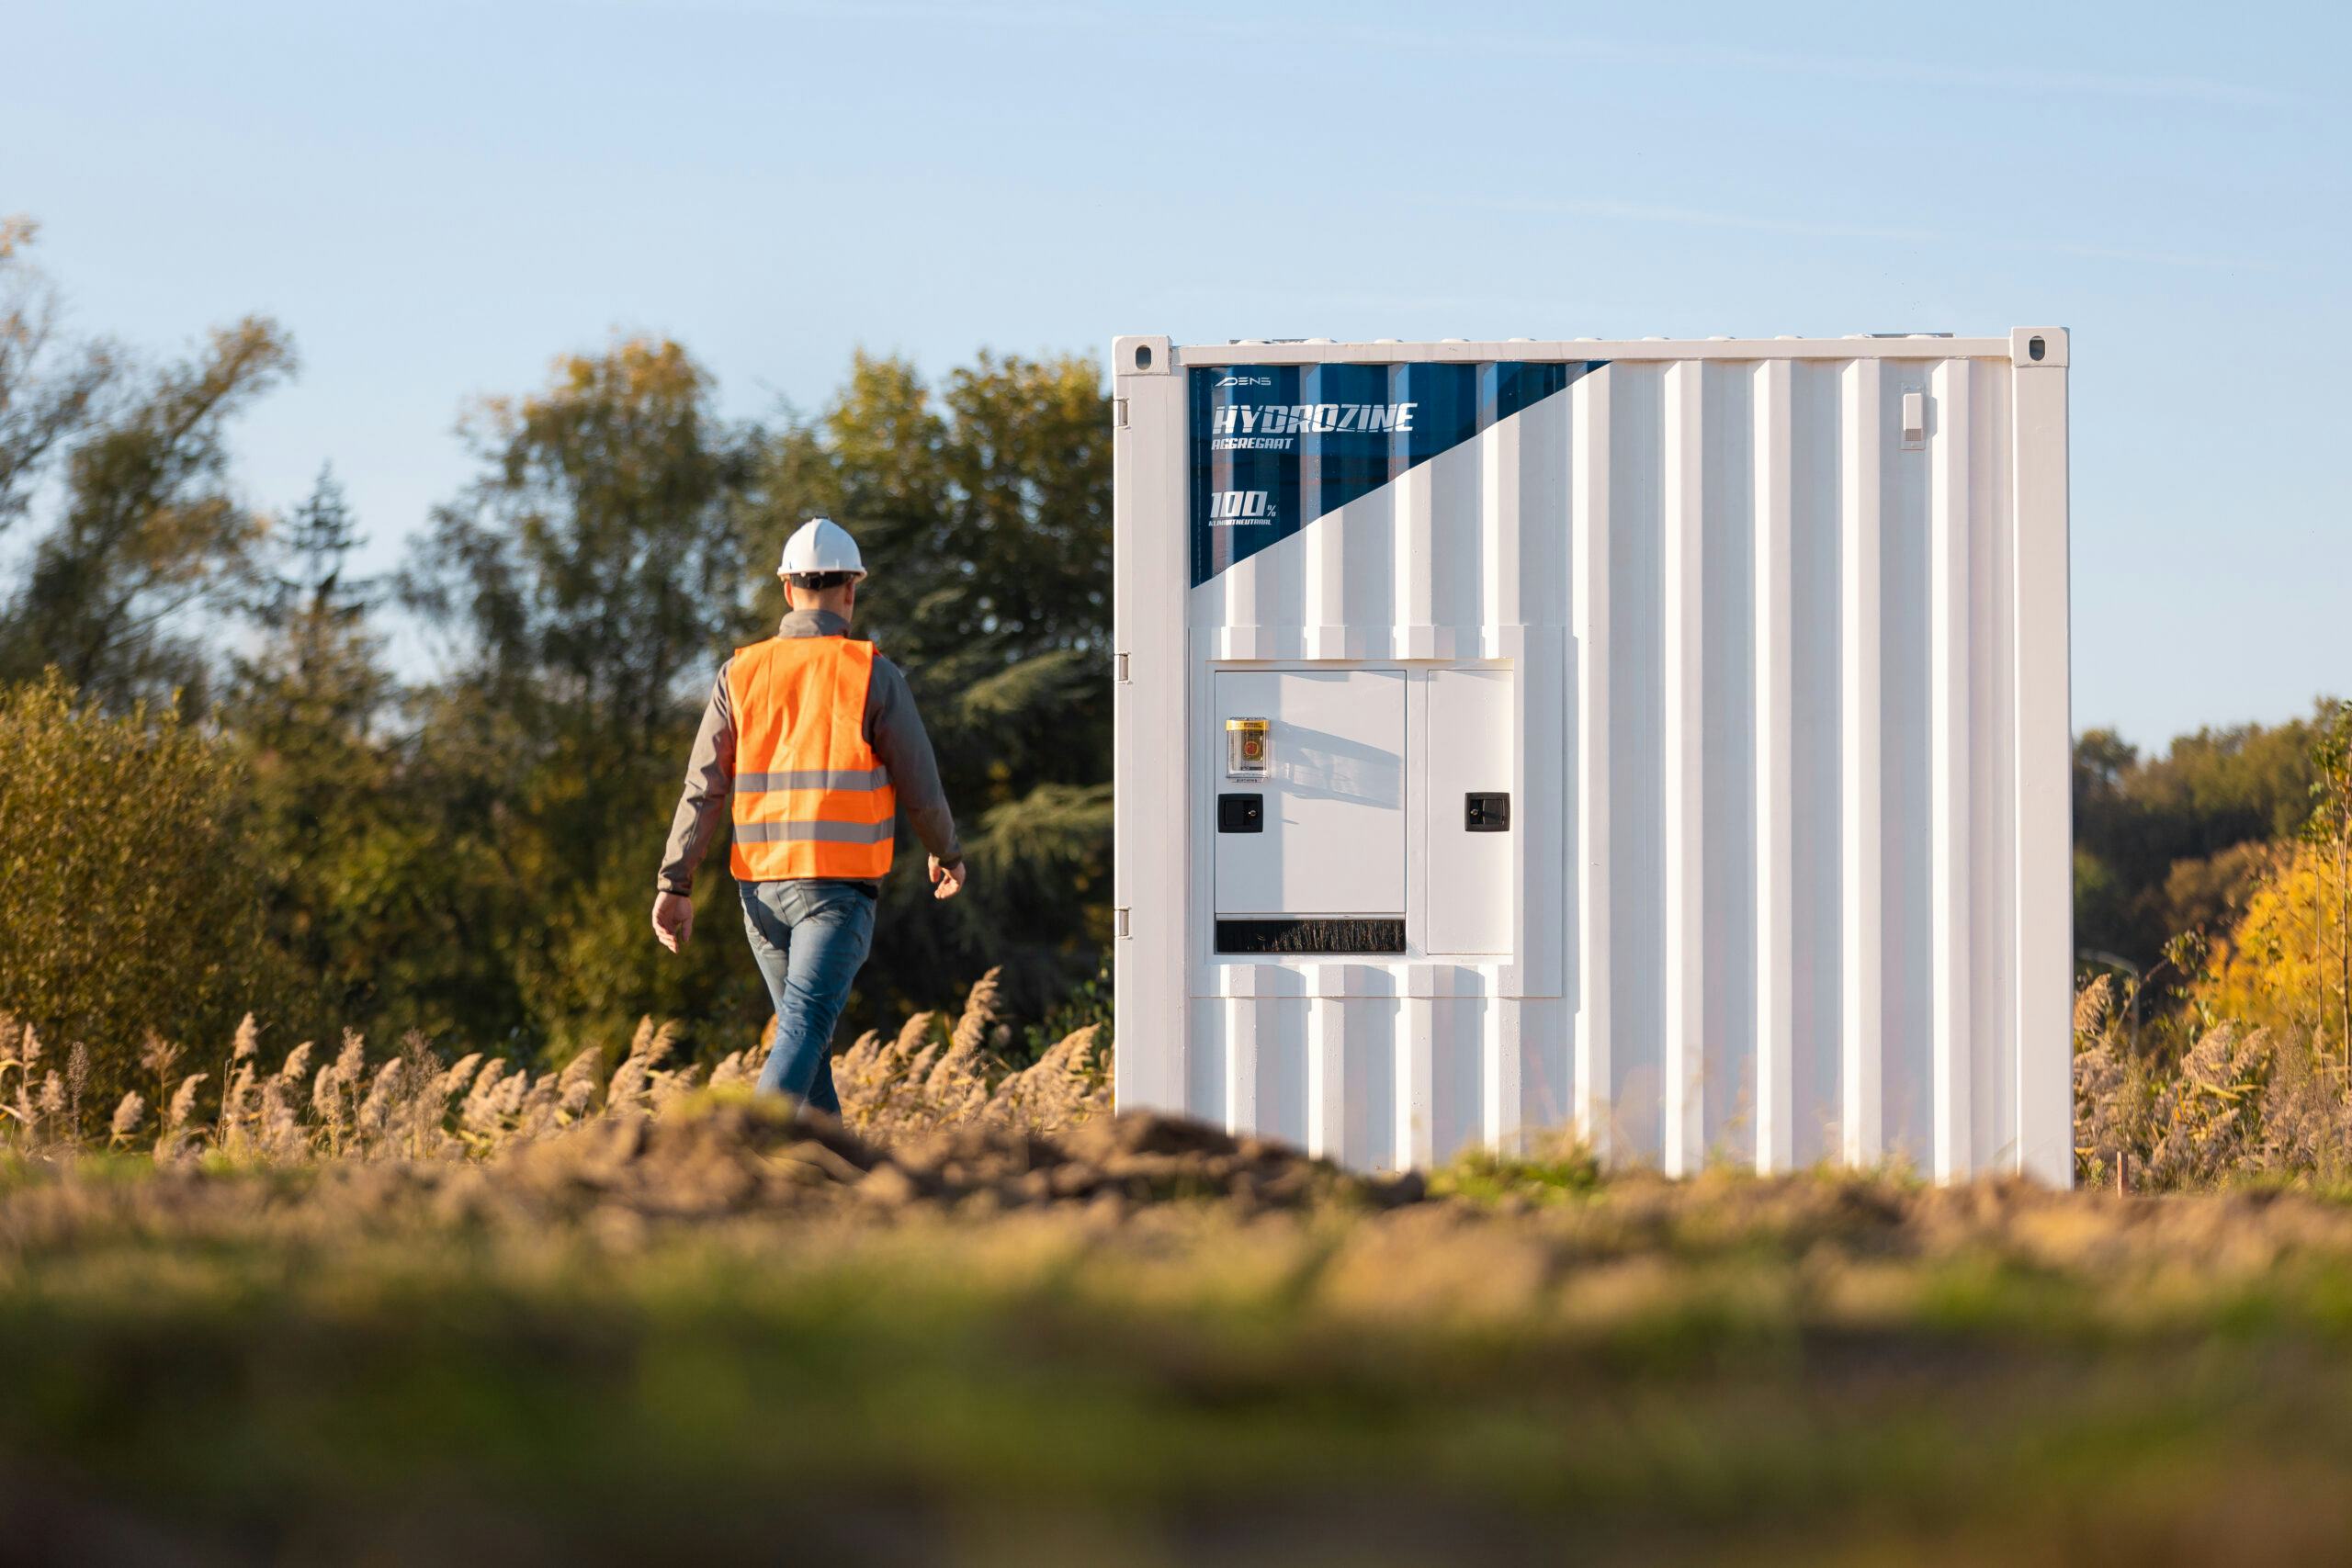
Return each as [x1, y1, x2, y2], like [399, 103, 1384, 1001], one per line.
[738, 880, 876, 1114]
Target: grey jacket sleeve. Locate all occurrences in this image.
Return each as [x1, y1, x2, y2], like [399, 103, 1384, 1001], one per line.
[865, 655, 961, 863]
[657, 664, 735, 893]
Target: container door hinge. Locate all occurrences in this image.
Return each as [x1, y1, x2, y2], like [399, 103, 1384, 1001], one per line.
[1114, 908, 1131, 939]
[1112, 397, 1128, 429]
[1114, 651, 1131, 682]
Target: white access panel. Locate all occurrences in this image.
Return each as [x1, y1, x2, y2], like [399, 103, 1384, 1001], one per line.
[1211, 669, 1405, 916]
[1424, 667, 1514, 954]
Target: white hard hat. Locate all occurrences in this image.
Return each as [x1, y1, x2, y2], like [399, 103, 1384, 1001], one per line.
[776, 517, 865, 580]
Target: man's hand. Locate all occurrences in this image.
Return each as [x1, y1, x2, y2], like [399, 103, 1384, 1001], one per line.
[930, 854, 967, 901]
[651, 890, 695, 953]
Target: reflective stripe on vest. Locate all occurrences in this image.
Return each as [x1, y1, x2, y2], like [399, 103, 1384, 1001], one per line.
[726, 636, 897, 881]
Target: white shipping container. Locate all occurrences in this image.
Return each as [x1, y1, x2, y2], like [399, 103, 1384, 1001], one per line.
[1111, 332, 2071, 1183]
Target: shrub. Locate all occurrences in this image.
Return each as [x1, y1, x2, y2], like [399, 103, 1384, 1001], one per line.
[0, 673, 288, 1114]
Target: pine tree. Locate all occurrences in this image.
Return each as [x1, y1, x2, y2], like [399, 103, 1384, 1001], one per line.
[225, 469, 399, 1039]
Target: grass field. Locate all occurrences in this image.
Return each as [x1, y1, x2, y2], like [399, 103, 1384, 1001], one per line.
[10, 1099, 2352, 1566]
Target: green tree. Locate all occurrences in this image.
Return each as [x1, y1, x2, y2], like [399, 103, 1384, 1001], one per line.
[2075, 714, 2321, 972]
[406, 336, 757, 748]
[223, 469, 402, 1039]
[2305, 699, 2352, 1060]
[0, 217, 115, 539]
[401, 337, 765, 1059]
[753, 349, 1113, 1027]
[0, 312, 295, 707]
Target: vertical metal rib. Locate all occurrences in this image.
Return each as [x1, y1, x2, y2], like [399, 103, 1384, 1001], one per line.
[1306, 496, 1348, 659]
[1395, 465, 1436, 660]
[1752, 360, 1797, 1173]
[1485, 996, 1523, 1156]
[1307, 987, 1345, 1161]
[1224, 996, 1257, 1136]
[1572, 370, 1613, 1157]
[1482, 410, 1519, 644]
[1397, 996, 1436, 1168]
[1662, 361, 1707, 1175]
[2009, 342, 2074, 1185]
[1839, 359, 1884, 1166]
[1929, 361, 1975, 1179]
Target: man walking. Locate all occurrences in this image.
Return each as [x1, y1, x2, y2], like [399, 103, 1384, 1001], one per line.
[650, 517, 965, 1114]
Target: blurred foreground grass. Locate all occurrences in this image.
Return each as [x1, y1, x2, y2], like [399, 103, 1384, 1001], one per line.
[8, 1116, 2352, 1565]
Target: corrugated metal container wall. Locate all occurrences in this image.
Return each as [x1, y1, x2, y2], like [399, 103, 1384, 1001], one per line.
[1112, 333, 2071, 1183]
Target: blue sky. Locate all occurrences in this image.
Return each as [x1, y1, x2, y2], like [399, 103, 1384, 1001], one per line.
[5, 0, 2344, 746]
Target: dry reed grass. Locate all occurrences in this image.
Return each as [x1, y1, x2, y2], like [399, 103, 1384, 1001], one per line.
[0, 965, 1108, 1168]
[2074, 973, 2352, 1190]
[23, 969, 2352, 1197]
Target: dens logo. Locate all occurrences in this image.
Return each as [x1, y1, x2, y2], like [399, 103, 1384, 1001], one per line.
[1207, 490, 1275, 526]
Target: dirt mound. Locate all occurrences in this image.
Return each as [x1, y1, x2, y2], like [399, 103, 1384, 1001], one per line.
[499, 1103, 1423, 1220]
[495, 1100, 890, 1217]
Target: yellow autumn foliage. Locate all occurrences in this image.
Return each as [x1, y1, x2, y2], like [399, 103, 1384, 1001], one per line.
[2199, 839, 2352, 1056]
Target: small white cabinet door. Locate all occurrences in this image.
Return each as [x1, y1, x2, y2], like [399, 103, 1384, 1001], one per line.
[1425, 667, 1514, 954]
[1211, 669, 1406, 917]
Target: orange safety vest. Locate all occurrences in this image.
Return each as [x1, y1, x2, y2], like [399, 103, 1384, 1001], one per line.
[727, 636, 897, 882]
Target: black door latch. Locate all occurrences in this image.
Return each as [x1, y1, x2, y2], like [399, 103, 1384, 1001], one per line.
[1217, 793, 1264, 833]
[1464, 792, 1510, 831]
